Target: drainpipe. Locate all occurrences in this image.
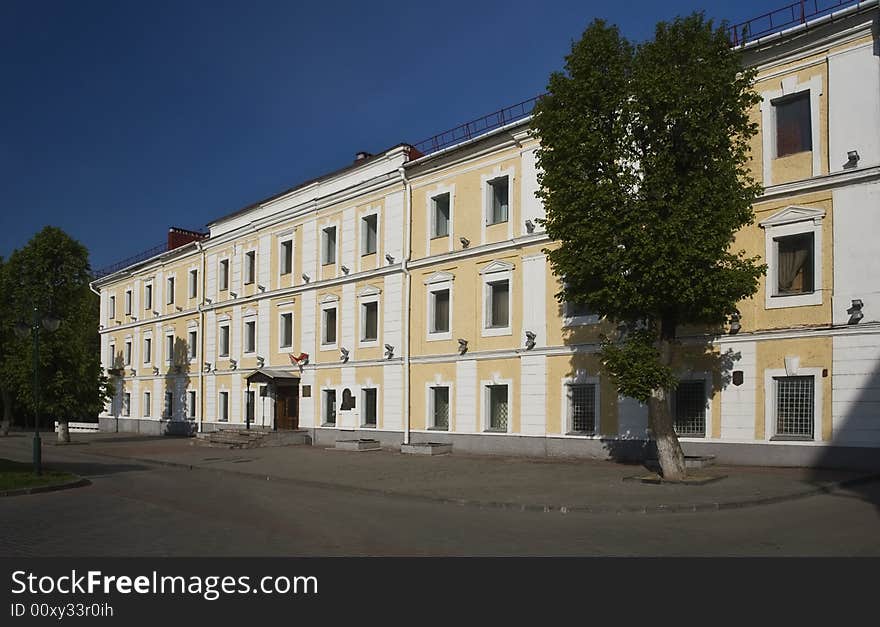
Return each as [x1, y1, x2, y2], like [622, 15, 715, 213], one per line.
[398, 165, 412, 446]
[196, 241, 206, 434]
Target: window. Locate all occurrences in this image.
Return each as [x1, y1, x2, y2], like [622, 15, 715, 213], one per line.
[430, 288, 450, 334]
[774, 92, 812, 157]
[322, 226, 336, 265]
[188, 390, 197, 419]
[188, 269, 198, 299]
[219, 391, 229, 422]
[431, 386, 449, 430]
[109, 295, 116, 319]
[486, 385, 508, 431]
[166, 277, 175, 304]
[322, 307, 337, 345]
[244, 320, 256, 353]
[279, 313, 292, 349]
[144, 284, 152, 310]
[124, 341, 132, 366]
[124, 290, 132, 315]
[143, 391, 151, 417]
[123, 393, 131, 417]
[245, 390, 255, 423]
[431, 193, 450, 238]
[143, 337, 152, 363]
[673, 380, 706, 437]
[362, 214, 378, 255]
[565, 301, 592, 319]
[188, 330, 197, 360]
[245, 251, 256, 284]
[775, 376, 814, 438]
[280, 240, 293, 275]
[567, 383, 597, 434]
[488, 177, 509, 224]
[362, 388, 377, 427]
[323, 389, 337, 426]
[164, 391, 173, 418]
[219, 259, 229, 291]
[487, 280, 510, 328]
[362, 301, 378, 342]
[775, 233, 814, 295]
[219, 325, 230, 357]
[165, 334, 174, 364]
[108, 344, 115, 367]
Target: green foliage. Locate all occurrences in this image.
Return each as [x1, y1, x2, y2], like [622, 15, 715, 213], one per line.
[532, 13, 766, 395]
[0, 227, 111, 422]
[600, 329, 677, 403]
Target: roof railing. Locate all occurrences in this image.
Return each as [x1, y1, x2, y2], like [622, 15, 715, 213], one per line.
[93, 242, 168, 279]
[727, 0, 859, 46]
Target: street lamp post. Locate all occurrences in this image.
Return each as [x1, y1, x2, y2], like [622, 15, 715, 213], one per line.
[14, 305, 60, 476]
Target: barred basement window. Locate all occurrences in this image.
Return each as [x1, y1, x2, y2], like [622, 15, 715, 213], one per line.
[567, 383, 596, 434]
[775, 376, 814, 438]
[362, 388, 377, 427]
[673, 380, 706, 437]
[487, 385, 508, 431]
[432, 386, 449, 430]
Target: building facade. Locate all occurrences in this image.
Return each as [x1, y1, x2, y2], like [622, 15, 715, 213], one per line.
[91, 1, 880, 468]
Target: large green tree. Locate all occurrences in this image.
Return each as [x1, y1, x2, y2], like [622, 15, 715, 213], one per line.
[0, 227, 111, 442]
[532, 14, 765, 479]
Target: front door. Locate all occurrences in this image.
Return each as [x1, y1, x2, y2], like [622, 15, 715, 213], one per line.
[275, 386, 300, 430]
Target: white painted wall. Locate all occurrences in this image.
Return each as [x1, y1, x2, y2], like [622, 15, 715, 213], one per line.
[382, 363, 403, 431]
[828, 42, 880, 173]
[384, 189, 404, 263]
[519, 147, 545, 234]
[832, 181, 880, 325]
[521, 253, 546, 347]
[719, 340, 758, 441]
[617, 395, 648, 438]
[832, 333, 880, 446]
[454, 359, 477, 432]
[383, 274, 403, 353]
[519, 354, 547, 436]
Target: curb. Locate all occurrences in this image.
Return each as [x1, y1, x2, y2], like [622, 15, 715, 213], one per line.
[0, 477, 91, 498]
[86, 449, 880, 515]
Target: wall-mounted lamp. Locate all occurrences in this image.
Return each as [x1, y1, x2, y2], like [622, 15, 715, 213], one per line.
[203, 362, 212, 373]
[204, 298, 212, 305]
[341, 265, 350, 275]
[99, 325, 104, 330]
[175, 306, 183, 312]
[258, 285, 266, 292]
[847, 299, 864, 324]
[458, 338, 468, 355]
[844, 150, 860, 169]
[459, 237, 470, 249]
[525, 330, 536, 350]
[229, 359, 238, 370]
[230, 292, 238, 299]
[302, 273, 310, 283]
[340, 347, 349, 362]
[256, 356, 265, 367]
[524, 219, 535, 234]
[153, 367, 160, 376]
[385, 253, 395, 264]
[384, 344, 394, 359]
[729, 311, 741, 335]
[153, 310, 160, 317]
[129, 369, 137, 377]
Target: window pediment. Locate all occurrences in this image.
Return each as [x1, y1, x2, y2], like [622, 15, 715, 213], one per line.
[320, 293, 339, 304]
[479, 260, 514, 275]
[760, 206, 825, 229]
[358, 284, 382, 298]
[424, 271, 454, 285]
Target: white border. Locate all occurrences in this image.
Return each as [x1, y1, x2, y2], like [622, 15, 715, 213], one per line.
[761, 205, 825, 309]
[764, 367, 824, 442]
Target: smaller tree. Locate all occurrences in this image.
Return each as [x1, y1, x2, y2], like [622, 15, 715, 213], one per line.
[532, 15, 765, 479]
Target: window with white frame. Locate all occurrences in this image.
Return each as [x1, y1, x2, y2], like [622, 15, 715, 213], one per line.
[485, 384, 509, 431]
[322, 306, 337, 346]
[124, 340, 132, 366]
[481, 262, 513, 336]
[774, 375, 815, 439]
[123, 393, 131, 417]
[280, 239, 293, 275]
[143, 337, 151, 363]
[431, 192, 450, 238]
[362, 388, 377, 427]
[144, 283, 152, 310]
[165, 334, 174, 364]
[219, 391, 229, 422]
[124, 290, 132, 315]
[164, 391, 173, 418]
[487, 176, 509, 225]
[218, 324, 230, 357]
[323, 389, 337, 426]
[188, 390, 197, 419]
[143, 391, 151, 417]
[219, 259, 229, 291]
[245, 251, 256, 284]
[566, 383, 597, 434]
[673, 379, 707, 437]
[362, 214, 378, 255]
[430, 288, 450, 334]
[430, 386, 449, 430]
[108, 343, 115, 367]
[188, 269, 198, 299]
[109, 295, 116, 319]
[322, 226, 336, 265]
[773, 91, 812, 157]
[244, 319, 256, 353]
[166, 276, 175, 304]
[760, 206, 824, 309]
[279, 313, 292, 349]
[245, 390, 255, 423]
[188, 329, 198, 360]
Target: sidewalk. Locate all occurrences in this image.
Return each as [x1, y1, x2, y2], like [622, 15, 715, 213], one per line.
[0, 432, 874, 514]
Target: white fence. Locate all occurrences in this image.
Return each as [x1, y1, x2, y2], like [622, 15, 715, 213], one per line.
[54, 421, 100, 433]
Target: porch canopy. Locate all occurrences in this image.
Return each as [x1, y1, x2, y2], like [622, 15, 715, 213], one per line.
[246, 368, 301, 387]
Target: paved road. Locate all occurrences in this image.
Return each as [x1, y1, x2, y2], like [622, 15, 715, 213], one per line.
[0, 436, 878, 556]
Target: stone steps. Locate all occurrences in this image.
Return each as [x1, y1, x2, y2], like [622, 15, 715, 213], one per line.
[194, 429, 311, 449]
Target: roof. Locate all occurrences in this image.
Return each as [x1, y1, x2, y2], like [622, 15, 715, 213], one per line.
[245, 368, 301, 385]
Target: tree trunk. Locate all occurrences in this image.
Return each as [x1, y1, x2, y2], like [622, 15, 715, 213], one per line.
[0, 387, 11, 436]
[57, 419, 70, 443]
[648, 327, 687, 481]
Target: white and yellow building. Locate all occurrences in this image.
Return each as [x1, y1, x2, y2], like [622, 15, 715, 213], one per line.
[91, 1, 880, 468]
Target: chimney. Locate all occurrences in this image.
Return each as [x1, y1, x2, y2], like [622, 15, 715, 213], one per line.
[354, 151, 372, 162]
[167, 227, 208, 251]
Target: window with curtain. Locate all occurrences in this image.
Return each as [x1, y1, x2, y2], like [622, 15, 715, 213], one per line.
[774, 92, 812, 157]
[776, 233, 814, 294]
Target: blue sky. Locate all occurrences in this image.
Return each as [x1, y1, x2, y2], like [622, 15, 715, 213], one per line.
[0, 0, 782, 271]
